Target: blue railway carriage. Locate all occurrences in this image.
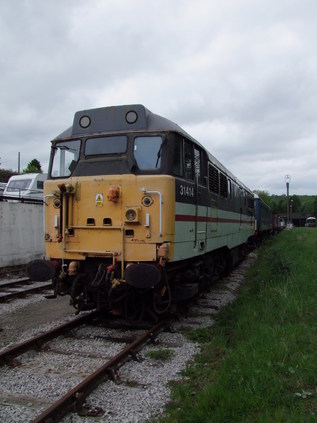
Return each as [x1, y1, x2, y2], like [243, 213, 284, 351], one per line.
[28, 104, 255, 319]
[254, 194, 278, 236]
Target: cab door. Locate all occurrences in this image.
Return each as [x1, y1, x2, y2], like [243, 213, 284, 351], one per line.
[193, 147, 208, 252]
[208, 163, 219, 234]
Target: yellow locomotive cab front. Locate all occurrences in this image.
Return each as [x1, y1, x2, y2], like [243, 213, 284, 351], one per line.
[44, 174, 175, 281]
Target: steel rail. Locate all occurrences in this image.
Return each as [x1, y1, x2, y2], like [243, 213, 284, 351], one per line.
[0, 311, 100, 365]
[31, 319, 167, 423]
[0, 264, 26, 277]
[0, 282, 53, 302]
[0, 277, 31, 288]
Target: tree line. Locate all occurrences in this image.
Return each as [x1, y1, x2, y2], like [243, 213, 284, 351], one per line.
[0, 159, 43, 182]
[255, 190, 317, 216]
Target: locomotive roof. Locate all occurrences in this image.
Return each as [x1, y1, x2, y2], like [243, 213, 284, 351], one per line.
[54, 104, 252, 194]
[54, 104, 196, 141]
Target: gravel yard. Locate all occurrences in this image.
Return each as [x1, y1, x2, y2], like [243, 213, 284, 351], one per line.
[0, 294, 74, 350]
[0, 294, 199, 422]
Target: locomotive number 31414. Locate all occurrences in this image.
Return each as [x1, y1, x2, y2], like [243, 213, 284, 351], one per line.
[179, 184, 194, 197]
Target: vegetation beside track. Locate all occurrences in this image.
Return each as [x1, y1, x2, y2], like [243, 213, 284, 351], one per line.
[158, 228, 317, 422]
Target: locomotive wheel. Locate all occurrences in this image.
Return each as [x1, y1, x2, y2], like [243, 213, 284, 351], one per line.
[212, 254, 228, 280]
[153, 270, 172, 314]
[153, 292, 171, 314]
[124, 286, 145, 320]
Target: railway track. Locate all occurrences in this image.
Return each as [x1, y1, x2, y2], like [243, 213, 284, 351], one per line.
[33, 320, 167, 422]
[0, 265, 27, 279]
[0, 278, 53, 303]
[0, 311, 100, 365]
[0, 310, 169, 422]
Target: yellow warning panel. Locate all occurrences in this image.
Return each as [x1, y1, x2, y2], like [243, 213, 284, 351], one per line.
[96, 193, 103, 207]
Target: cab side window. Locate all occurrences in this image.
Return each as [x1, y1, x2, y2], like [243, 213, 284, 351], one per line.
[172, 137, 183, 176]
[172, 137, 206, 185]
[184, 140, 194, 180]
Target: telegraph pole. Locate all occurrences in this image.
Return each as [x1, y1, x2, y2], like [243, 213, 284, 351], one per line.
[285, 174, 291, 227]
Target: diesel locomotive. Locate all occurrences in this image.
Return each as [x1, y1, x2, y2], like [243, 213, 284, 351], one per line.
[28, 104, 256, 319]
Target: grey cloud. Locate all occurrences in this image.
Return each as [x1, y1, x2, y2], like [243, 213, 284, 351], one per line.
[0, 0, 316, 194]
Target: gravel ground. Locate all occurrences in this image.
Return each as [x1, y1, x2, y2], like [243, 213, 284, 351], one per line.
[0, 294, 74, 349]
[0, 253, 256, 422]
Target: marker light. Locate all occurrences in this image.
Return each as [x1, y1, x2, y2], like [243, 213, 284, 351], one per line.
[79, 115, 91, 128]
[125, 110, 138, 124]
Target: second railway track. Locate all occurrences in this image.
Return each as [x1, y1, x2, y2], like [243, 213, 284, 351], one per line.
[0, 278, 53, 303]
[0, 311, 175, 422]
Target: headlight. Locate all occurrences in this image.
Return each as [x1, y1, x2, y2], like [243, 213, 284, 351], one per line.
[125, 207, 141, 223]
[125, 209, 137, 221]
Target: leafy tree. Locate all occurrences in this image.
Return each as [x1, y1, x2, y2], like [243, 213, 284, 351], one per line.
[0, 168, 18, 182]
[253, 190, 273, 208]
[22, 159, 43, 174]
[289, 195, 301, 213]
[277, 197, 287, 215]
[313, 196, 317, 216]
[300, 196, 317, 214]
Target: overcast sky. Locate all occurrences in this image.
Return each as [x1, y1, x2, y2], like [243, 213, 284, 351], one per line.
[1, 0, 316, 195]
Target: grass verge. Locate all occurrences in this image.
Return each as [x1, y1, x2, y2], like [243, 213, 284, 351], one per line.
[158, 228, 317, 422]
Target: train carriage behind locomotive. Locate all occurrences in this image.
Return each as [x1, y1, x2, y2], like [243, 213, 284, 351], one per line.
[254, 194, 280, 237]
[28, 104, 255, 318]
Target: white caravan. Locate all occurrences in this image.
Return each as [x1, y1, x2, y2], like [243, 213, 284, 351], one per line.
[4, 173, 47, 200]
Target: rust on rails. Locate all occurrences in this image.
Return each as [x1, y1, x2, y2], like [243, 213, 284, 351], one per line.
[31, 319, 168, 423]
[0, 311, 100, 365]
[0, 264, 27, 279]
[0, 281, 52, 302]
[0, 277, 31, 288]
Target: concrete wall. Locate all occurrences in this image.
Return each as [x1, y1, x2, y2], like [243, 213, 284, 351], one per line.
[0, 202, 45, 267]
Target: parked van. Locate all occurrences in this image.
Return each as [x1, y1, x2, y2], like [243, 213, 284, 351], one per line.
[0, 182, 6, 194]
[3, 173, 47, 200]
[0, 182, 6, 201]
